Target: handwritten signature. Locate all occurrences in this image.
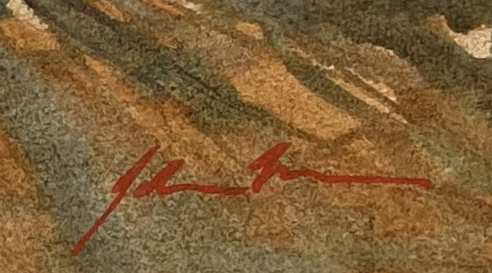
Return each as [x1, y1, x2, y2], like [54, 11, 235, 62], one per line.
[71, 142, 431, 256]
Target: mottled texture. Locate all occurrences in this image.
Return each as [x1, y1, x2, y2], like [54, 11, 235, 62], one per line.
[1, 0, 492, 272]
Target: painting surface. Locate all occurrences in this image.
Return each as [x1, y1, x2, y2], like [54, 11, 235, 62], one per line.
[1, 0, 492, 272]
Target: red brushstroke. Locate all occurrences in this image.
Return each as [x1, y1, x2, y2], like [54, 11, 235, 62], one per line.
[71, 142, 432, 256]
[132, 158, 249, 198]
[249, 142, 431, 192]
[71, 145, 160, 257]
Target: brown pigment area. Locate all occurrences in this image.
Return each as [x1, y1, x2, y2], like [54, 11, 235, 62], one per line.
[0, 119, 58, 273]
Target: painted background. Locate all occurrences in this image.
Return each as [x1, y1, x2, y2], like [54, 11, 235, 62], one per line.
[1, 0, 492, 272]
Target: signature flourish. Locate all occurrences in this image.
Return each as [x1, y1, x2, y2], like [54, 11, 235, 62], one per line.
[71, 142, 431, 256]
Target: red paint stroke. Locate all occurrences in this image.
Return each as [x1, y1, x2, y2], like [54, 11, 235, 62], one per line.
[71, 142, 432, 256]
[70, 145, 160, 257]
[249, 142, 431, 193]
[132, 158, 249, 198]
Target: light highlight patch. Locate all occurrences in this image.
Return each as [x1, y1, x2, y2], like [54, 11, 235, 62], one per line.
[345, 67, 398, 103]
[427, 15, 492, 59]
[5, 0, 48, 30]
[453, 26, 492, 59]
[142, 0, 202, 16]
[288, 42, 408, 124]
[328, 67, 407, 124]
[236, 21, 264, 40]
[171, 0, 203, 13]
[181, 1, 202, 13]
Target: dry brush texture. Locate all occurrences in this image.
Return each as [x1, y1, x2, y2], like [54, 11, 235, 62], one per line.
[1, 0, 492, 272]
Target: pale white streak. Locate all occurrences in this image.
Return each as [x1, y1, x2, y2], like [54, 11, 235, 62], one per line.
[181, 1, 202, 13]
[453, 26, 492, 59]
[345, 67, 398, 103]
[427, 16, 492, 59]
[6, 0, 48, 30]
[368, 44, 398, 57]
[289, 45, 408, 124]
[328, 70, 409, 124]
[161, 0, 202, 14]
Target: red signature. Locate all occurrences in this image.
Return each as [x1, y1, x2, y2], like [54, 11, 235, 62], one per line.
[71, 142, 431, 256]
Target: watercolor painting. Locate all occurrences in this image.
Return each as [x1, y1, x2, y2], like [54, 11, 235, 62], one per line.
[1, 0, 492, 272]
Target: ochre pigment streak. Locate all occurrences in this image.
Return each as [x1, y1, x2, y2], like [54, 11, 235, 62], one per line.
[71, 142, 432, 256]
